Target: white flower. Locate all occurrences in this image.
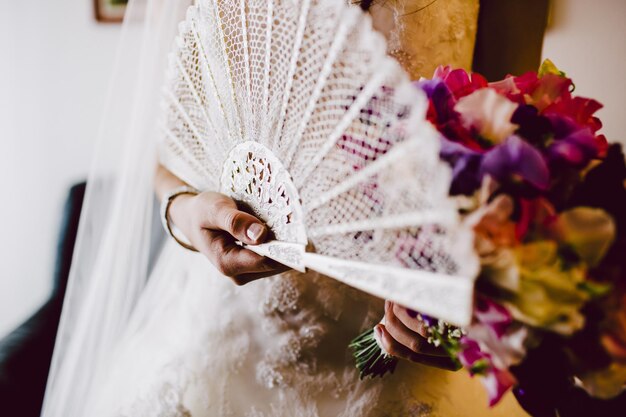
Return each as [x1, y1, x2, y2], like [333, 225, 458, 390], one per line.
[454, 89, 519, 143]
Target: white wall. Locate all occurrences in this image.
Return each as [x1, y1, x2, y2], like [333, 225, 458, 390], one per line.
[542, 0, 626, 145]
[0, 0, 121, 337]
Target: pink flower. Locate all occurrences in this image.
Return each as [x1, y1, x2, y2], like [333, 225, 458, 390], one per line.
[488, 76, 519, 99]
[466, 298, 527, 380]
[474, 297, 513, 338]
[433, 66, 488, 100]
[481, 366, 519, 407]
[457, 337, 518, 406]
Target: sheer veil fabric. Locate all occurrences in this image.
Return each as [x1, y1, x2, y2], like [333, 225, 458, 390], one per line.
[41, 0, 193, 415]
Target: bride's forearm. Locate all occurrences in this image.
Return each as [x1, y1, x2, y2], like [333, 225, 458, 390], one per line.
[154, 162, 196, 230]
[154, 162, 188, 201]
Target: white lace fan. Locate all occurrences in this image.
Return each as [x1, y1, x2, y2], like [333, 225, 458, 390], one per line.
[159, 0, 478, 326]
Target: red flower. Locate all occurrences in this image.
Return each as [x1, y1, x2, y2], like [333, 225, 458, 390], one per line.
[515, 198, 557, 241]
[526, 74, 573, 111]
[544, 96, 603, 133]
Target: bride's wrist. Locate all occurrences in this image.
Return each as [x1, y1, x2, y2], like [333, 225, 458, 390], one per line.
[168, 193, 195, 233]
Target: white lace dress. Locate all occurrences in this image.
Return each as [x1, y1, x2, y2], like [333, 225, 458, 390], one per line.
[90, 242, 409, 416]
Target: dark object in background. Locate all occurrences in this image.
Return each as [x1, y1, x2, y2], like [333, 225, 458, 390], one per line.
[512, 336, 626, 417]
[0, 181, 165, 417]
[472, 0, 550, 81]
[94, 0, 127, 23]
[0, 183, 86, 417]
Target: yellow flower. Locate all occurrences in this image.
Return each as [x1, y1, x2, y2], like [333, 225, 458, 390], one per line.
[577, 363, 626, 399]
[503, 241, 590, 335]
[538, 58, 567, 78]
[556, 207, 616, 267]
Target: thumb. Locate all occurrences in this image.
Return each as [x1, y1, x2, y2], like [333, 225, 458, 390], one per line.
[207, 198, 268, 244]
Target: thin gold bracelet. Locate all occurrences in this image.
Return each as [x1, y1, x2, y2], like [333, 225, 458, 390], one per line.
[160, 186, 200, 252]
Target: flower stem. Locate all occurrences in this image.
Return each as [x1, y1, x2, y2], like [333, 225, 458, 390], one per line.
[350, 327, 398, 379]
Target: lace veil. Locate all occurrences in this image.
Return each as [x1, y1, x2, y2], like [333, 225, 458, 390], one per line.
[41, 0, 192, 415]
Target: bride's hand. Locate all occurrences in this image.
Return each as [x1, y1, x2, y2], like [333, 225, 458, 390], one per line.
[169, 191, 289, 284]
[377, 301, 460, 371]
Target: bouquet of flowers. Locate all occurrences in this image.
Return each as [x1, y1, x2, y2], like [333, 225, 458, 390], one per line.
[351, 60, 626, 411]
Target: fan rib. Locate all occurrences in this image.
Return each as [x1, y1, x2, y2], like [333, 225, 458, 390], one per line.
[239, 0, 252, 137]
[190, 20, 235, 146]
[294, 58, 396, 188]
[164, 88, 214, 155]
[210, 0, 244, 143]
[268, 0, 311, 151]
[283, 5, 358, 169]
[302, 252, 474, 326]
[173, 56, 224, 153]
[304, 127, 413, 212]
[307, 211, 455, 238]
[259, 0, 273, 142]
[162, 125, 213, 178]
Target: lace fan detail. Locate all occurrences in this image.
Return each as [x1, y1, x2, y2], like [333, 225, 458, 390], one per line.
[159, 0, 478, 326]
[220, 142, 307, 245]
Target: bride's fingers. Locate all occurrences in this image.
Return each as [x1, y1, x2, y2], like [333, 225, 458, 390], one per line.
[391, 302, 429, 338]
[376, 323, 417, 361]
[377, 324, 460, 371]
[234, 268, 290, 283]
[384, 301, 446, 356]
[197, 230, 285, 283]
[200, 193, 268, 245]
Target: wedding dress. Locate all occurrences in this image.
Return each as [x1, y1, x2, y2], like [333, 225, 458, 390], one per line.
[42, 0, 527, 416]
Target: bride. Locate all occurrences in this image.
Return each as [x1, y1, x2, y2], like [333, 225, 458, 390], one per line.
[42, 0, 527, 416]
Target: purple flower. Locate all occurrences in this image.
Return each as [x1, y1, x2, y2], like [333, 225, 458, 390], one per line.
[416, 78, 456, 124]
[439, 137, 483, 195]
[481, 135, 550, 191]
[545, 114, 599, 167]
[415, 78, 441, 98]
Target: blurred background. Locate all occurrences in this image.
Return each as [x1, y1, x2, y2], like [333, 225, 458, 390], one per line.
[0, 0, 625, 340]
[0, 0, 123, 338]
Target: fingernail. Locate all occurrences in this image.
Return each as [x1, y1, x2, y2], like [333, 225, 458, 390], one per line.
[374, 325, 383, 338]
[246, 223, 265, 241]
